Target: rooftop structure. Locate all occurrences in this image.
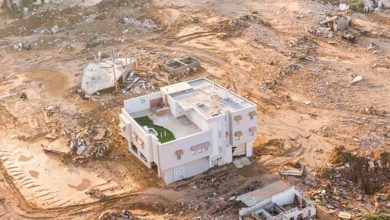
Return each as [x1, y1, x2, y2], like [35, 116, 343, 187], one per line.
[237, 181, 317, 220]
[119, 78, 257, 184]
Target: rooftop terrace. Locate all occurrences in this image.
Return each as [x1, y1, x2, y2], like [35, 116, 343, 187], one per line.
[130, 108, 202, 142]
[169, 78, 254, 118]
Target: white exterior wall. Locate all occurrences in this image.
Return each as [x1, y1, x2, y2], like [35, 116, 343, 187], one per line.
[121, 78, 258, 184]
[230, 106, 257, 157]
[158, 131, 212, 171]
[271, 187, 296, 206]
[240, 187, 317, 219]
[120, 110, 155, 168]
[124, 91, 162, 114]
[162, 157, 209, 184]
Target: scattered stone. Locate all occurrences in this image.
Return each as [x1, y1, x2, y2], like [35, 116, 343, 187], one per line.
[338, 211, 352, 219]
[280, 161, 305, 177]
[351, 75, 363, 85]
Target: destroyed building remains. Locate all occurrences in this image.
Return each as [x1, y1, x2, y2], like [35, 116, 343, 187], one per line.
[119, 78, 257, 184]
[237, 181, 317, 220]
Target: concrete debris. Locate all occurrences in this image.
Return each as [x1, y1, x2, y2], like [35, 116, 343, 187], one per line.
[362, 106, 386, 116]
[351, 75, 363, 85]
[338, 211, 352, 219]
[237, 181, 317, 219]
[123, 16, 160, 32]
[339, 0, 349, 11]
[120, 71, 151, 94]
[93, 128, 106, 141]
[85, 188, 106, 199]
[76, 141, 88, 155]
[363, 0, 389, 13]
[191, 15, 200, 23]
[50, 25, 61, 34]
[279, 161, 305, 177]
[164, 57, 201, 79]
[342, 32, 356, 42]
[43, 138, 71, 155]
[43, 105, 58, 123]
[319, 16, 350, 32]
[233, 157, 251, 168]
[98, 209, 133, 220]
[84, 14, 97, 24]
[81, 58, 132, 95]
[13, 42, 31, 51]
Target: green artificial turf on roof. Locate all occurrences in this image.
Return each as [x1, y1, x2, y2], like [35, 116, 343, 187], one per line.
[135, 116, 175, 143]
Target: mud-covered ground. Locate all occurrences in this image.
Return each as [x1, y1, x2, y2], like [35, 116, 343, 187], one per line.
[0, 0, 389, 219]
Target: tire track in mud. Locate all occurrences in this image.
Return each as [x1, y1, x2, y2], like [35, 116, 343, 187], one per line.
[0, 153, 177, 219]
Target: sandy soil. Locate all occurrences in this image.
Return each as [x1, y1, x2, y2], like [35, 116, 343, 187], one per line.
[0, 0, 389, 219]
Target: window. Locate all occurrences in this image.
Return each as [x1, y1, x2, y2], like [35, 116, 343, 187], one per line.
[234, 131, 243, 140]
[249, 111, 256, 119]
[249, 127, 256, 136]
[234, 115, 242, 124]
[140, 153, 147, 162]
[175, 149, 184, 160]
[131, 143, 138, 154]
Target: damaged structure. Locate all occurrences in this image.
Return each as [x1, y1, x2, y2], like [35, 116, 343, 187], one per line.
[164, 57, 201, 77]
[81, 58, 134, 95]
[119, 78, 257, 184]
[237, 181, 317, 220]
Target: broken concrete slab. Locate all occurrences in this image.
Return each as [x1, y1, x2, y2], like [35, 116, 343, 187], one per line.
[163, 57, 201, 76]
[351, 75, 363, 85]
[81, 58, 132, 95]
[279, 161, 305, 176]
[233, 157, 251, 168]
[237, 181, 317, 219]
[338, 211, 352, 219]
[43, 138, 70, 155]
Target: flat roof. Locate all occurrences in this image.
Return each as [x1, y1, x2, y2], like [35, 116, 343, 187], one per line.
[167, 78, 254, 118]
[130, 109, 201, 140]
[237, 181, 291, 207]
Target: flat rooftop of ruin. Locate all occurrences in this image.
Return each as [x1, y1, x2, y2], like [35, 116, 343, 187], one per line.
[165, 78, 255, 118]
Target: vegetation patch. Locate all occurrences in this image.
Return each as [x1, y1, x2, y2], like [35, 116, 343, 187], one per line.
[135, 116, 175, 143]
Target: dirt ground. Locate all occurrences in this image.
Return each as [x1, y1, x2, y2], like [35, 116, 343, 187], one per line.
[0, 0, 389, 219]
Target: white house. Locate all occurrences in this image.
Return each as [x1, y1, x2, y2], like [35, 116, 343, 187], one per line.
[119, 78, 257, 184]
[237, 181, 317, 220]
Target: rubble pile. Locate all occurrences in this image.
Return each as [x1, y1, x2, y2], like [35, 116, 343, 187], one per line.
[214, 14, 271, 38]
[311, 146, 390, 216]
[122, 16, 161, 32]
[311, 15, 352, 39]
[324, 146, 390, 195]
[288, 36, 318, 62]
[98, 209, 133, 220]
[67, 125, 111, 164]
[121, 71, 152, 94]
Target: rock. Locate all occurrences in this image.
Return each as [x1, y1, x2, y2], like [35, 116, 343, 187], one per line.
[191, 15, 200, 23]
[339, 2, 349, 11]
[50, 25, 61, 34]
[351, 75, 363, 85]
[338, 211, 352, 219]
